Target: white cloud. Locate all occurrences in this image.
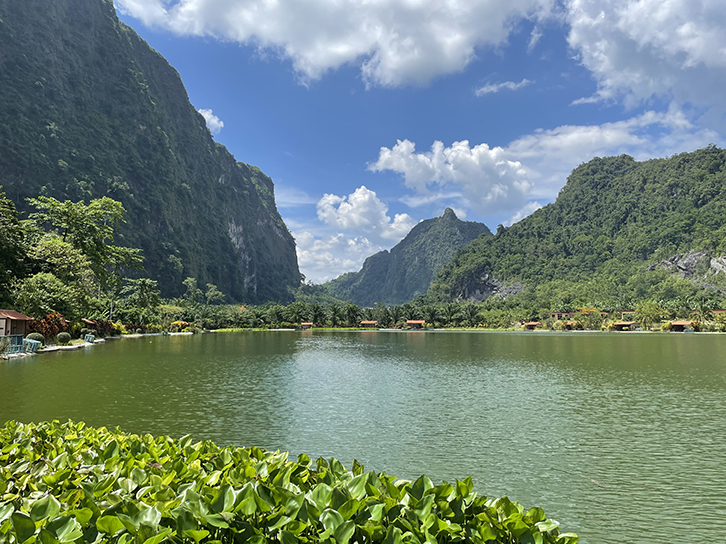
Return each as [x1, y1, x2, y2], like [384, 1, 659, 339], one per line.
[566, 0, 726, 123]
[294, 231, 380, 283]
[274, 185, 317, 208]
[115, 0, 556, 87]
[197, 108, 224, 134]
[369, 139, 532, 214]
[505, 201, 542, 226]
[527, 25, 543, 52]
[316, 186, 415, 242]
[475, 78, 533, 96]
[370, 106, 723, 219]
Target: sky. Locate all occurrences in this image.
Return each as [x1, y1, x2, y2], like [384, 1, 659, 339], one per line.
[113, 0, 726, 283]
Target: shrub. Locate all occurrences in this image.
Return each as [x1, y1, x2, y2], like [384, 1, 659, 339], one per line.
[146, 323, 163, 333]
[57, 332, 71, 345]
[80, 327, 90, 336]
[26, 332, 44, 345]
[27, 312, 68, 339]
[135, 328, 142, 334]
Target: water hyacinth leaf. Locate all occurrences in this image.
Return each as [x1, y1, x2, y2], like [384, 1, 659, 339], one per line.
[30, 495, 61, 521]
[211, 484, 236, 513]
[0, 504, 14, 523]
[383, 525, 403, 544]
[410, 475, 434, 501]
[284, 494, 305, 518]
[320, 509, 344, 532]
[203, 513, 230, 529]
[11, 512, 36, 543]
[280, 529, 298, 544]
[67, 508, 93, 527]
[333, 520, 355, 544]
[536, 519, 561, 533]
[47, 516, 83, 543]
[130, 468, 148, 486]
[96, 516, 127, 535]
[38, 528, 61, 544]
[183, 529, 210, 543]
[337, 499, 360, 520]
[311, 484, 333, 510]
[141, 528, 172, 544]
[346, 474, 368, 500]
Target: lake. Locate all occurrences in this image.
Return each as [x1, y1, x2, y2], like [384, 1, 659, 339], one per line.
[2, 330, 725, 543]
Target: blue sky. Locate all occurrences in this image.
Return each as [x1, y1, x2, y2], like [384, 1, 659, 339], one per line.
[114, 0, 726, 283]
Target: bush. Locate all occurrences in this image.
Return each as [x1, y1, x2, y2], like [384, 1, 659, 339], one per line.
[26, 332, 44, 345]
[80, 327, 90, 336]
[57, 332, 71, 345]
[0, 421, 578, 544]
[27, 312, 68, 339]
[135, 328, 142, 334]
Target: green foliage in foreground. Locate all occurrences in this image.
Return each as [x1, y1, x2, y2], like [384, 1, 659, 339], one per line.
[0, 421, 577, 544]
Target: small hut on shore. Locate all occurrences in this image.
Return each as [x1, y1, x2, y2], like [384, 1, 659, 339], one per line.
[360, 320, 378, 328]
[406, 320, 425, 330]
[612, 321, 638, 331]
[300, 322, 314, 330]
[0, 310, 33, 337]
[670, 320, 695, 332]
[524, 321, 542, 330]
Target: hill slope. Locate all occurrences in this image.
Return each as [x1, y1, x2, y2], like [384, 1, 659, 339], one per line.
[327, 208, 491, 306]
[431, 147, 726, 305]
[0, 0, 300, 302]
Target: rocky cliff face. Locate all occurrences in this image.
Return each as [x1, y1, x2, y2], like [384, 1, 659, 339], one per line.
[0, 0, 301, 302]
[326, 208, 491, 305]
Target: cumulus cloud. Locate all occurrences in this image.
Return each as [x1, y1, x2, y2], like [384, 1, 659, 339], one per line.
[371, 106, 723, 218]
[197, 108, 224, 134]
[567, 0, 726, 123]
[316, 186, 415, 241]
[294, 231, 380, 283]
[115, 0, 555, 87]
[505, 201, 543, 226]
[369, 140, 531, 214]
[475, 78, 533, 96]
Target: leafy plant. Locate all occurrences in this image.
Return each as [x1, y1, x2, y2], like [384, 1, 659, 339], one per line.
[25, 332, 44, 345]
[0, 421, 578, 544]
[56, 331, 71, 345]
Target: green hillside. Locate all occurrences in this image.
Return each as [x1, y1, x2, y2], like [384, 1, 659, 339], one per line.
[0, 0, 300, 302]
[327, 208, 491, 306]
[431, 146, 726, 308]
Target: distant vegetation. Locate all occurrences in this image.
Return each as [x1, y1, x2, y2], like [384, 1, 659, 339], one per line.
[431, 146, 726, 309]
[0, 420, 579, 544]
[326, 209, 490, 306]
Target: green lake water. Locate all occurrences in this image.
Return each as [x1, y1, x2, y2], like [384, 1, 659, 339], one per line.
[2, 331, 726, 543]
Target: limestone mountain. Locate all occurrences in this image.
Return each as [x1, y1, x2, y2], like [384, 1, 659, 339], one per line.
[0, 0, 301, 302]
[431, 146, 726, 305]
[326, 208, 491, 306]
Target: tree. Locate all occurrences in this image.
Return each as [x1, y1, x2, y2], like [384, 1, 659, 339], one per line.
[27, 196, 143, 292]
[182, 277, 203, 303]
[310, 303, 325, 325]
[388, 305, 403, 326]
[460, 303, 480, 327]
[421, 305, 440, 327]
[205, 283, 225, 305]
[328, 304, 342, 327]
[0, 187, 26, 302]
[440, 302, 459, 326]
[286, 302, 308, 325]
[635, 301, 663, 330]
[121, 278, 161, 311]
[13, 272, 80, 319]
[344, 304, 362, 327]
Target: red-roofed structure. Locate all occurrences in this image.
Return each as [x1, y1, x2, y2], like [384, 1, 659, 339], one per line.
[0, 309, 33, 337]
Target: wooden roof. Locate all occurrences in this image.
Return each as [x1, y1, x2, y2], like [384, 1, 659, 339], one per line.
[613, 321, 637, 326]
[406, 320, 425, 324]
[0, 309, 33, 321]
[525, 322, 541, 326]
[671, 321, 695, 326]
[301, 322, 314, 325]
[360, 321, 378, 325]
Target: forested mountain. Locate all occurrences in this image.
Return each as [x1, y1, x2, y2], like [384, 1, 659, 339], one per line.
[0, 0, 300, 302]
[431, 146, 726, 306]
[326, 208, 491, 306]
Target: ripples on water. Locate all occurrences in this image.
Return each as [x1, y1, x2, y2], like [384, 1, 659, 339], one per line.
[1, 331, 726, 543]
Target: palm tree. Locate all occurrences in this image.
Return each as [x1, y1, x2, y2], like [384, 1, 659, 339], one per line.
[388, 305, 403, 326]
[460, 302, 480, 327]
[328, 304, 343, 327]
[344, 304, 362, 327]
[401, 303, 419, 321]
[440, 302, 459, 326]
[286, 302, 309, 326]
[421, 305, 440, 327]
[310, 303, 325, 325]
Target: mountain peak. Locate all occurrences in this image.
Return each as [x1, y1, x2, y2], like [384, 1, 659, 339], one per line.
[443, 207, 458, 220]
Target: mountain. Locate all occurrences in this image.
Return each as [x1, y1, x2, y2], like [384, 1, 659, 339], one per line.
[326, 208, 491, 306]
[431, 147, 726, 305]
[0, 0, 300, 302]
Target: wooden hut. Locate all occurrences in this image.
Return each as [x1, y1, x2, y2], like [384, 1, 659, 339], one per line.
[360, 320, 378, 328]
[406, 320, 425, 329]
[670, 320, 695, 332]
[300, 322, 314, 330]
[612, 321, 637, 331]
[524, 321, 541, 330]
[0, 309, 33, 337]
